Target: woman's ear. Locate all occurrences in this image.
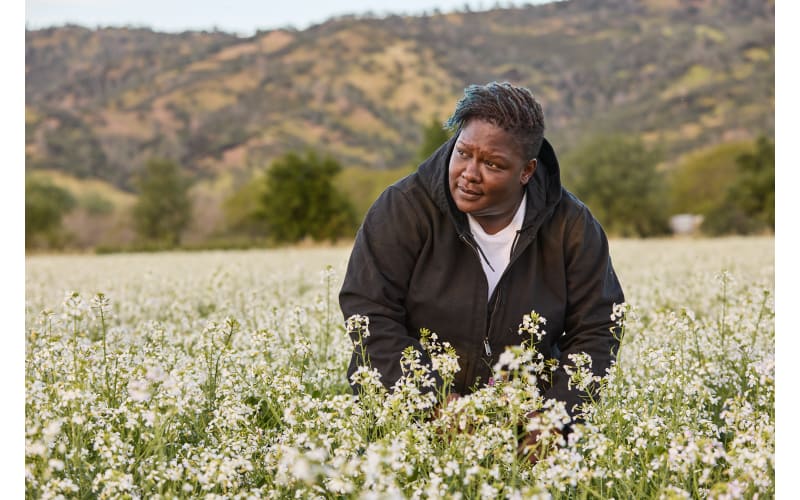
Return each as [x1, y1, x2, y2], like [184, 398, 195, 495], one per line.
[521, 158, 537, 185]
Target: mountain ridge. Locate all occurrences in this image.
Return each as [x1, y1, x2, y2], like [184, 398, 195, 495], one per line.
[25, 0, 774, 191]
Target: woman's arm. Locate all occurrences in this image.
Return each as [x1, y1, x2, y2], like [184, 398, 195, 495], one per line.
[340, 184, 443, 393]
[543, 203, 625, 418]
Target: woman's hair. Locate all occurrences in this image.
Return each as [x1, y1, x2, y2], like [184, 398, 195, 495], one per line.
[445, 82, 546, 160]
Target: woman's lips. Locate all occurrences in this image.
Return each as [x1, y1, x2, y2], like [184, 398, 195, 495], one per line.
[457, 184, 482, 200]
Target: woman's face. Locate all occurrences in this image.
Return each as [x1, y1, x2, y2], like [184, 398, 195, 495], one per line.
[448, 119, 536, 234]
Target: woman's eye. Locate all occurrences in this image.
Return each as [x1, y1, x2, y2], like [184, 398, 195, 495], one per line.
[457, 149, 468, 158]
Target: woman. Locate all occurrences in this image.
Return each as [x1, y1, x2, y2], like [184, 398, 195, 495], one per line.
[340, 82, 624, 445]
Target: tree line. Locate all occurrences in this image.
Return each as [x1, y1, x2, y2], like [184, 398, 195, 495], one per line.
[25, 120, 774, 252]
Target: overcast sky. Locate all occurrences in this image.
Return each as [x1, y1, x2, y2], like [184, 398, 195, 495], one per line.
[26, 0, 552, 35]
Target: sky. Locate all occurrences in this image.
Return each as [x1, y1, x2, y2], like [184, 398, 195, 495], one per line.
[26, 0, 550, 35]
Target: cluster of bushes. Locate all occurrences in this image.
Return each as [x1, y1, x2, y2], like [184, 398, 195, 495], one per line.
[670, 136, 774, 235]
[223, 150, 359, 245]
[26, 151, 364, 252]
[562, 134, 774, 237]
[25, 177, 77, 249]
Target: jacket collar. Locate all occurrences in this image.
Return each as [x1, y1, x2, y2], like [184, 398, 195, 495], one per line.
[416, 134, 564, 237]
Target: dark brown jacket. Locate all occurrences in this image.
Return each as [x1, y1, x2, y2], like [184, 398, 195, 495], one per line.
[340, 135, 624, 418]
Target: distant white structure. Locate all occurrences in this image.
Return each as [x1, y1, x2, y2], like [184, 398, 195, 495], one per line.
[669, 214, 704, 235]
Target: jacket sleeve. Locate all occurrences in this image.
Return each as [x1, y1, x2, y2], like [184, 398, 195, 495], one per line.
[340, 185, 443, 394]
[543, 204, 624, 419]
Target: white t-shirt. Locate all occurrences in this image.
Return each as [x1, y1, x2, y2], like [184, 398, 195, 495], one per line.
[467, 193, 527, 300]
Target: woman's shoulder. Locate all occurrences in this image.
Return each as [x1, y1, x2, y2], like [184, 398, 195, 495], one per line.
[357, 172, 442, 245]
[554, 188, 594, 221]
[541, 187, 608, 240]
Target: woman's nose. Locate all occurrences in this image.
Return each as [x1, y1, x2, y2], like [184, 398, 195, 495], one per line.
[462, 160, 480, 182]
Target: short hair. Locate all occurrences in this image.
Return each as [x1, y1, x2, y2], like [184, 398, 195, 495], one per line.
[444, 82, 545, 160]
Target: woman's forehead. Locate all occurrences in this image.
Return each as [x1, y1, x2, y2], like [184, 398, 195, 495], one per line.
[457, 119, 525, 160]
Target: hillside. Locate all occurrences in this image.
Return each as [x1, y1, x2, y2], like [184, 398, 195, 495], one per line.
[25, 0, 774, 192]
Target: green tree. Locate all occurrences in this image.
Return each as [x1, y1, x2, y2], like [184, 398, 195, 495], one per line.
[132, 158, 192, 246]
[729, 136, 774, 229]
[259, 150, 356, 243]
[702, 136, 774, 235]
[416, 115, 453, 164]
[25, 177, 76, 249]
[562, 135, 670, 237]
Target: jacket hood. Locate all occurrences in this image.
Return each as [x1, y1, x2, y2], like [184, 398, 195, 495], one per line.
[416, 134, 564, 236]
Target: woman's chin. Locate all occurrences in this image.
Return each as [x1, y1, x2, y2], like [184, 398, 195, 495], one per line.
[452, 192, 483, 213]
[455, 199, 482, 215]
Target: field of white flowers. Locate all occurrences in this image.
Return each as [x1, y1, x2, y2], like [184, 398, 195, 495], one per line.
[25, 237, 774, 499]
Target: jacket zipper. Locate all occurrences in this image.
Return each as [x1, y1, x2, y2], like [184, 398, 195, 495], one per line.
[456, 204, 539, 371]
[458, 233, 481, 262]
[459, 233, 493, 359]
[484, 230, 528, 360]
[485, 288, 501, 359]
[510, 230, 522, 259]
[460, 231, 507, 361]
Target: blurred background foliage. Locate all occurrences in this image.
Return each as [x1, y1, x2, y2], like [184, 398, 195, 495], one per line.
[24, 0, 774, 251]
[131, 158, 192, 247]
[561, 135, 671, 238]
